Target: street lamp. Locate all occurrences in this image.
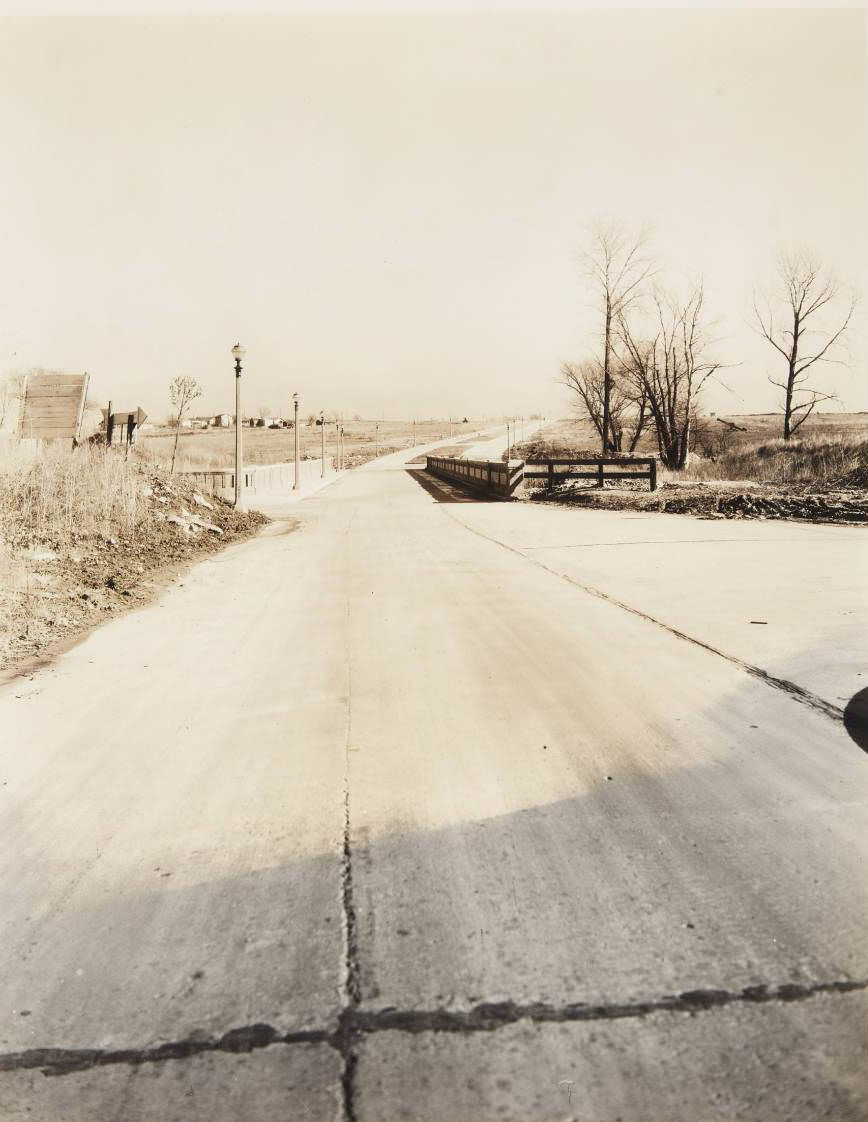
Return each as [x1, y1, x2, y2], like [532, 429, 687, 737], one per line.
[320, 411, 325, 476]
[232, 343, 246, 510]
[293, 392, 300, 490]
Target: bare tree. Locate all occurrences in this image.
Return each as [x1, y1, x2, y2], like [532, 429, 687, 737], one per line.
[753, 249, 856, 439]
[619, 282, 723, 470]
[560, 359, 649, 453]
[583, 221, 655, 453]
[168, 375, 203, 472]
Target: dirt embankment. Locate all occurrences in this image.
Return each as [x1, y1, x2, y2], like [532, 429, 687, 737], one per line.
[1, 473, 267, 673]
[529, 480, 868, 524]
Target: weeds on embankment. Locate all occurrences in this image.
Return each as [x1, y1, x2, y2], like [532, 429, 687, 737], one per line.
[0, 443, 266, 670]
[510, 419, 868, 523]
[668, 436, 868, 488]
[0, 443, 145, 549]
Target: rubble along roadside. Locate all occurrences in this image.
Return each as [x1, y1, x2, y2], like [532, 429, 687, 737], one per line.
[0, 472, 269, 675]
[527, 479, 868, 524]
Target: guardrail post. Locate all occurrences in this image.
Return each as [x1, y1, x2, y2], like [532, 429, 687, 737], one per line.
[597, 462, 604, 488]
[548, 462, 554, 490]
[649, 459, 657, 491]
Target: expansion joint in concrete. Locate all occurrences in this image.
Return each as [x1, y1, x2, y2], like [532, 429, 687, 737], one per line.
[2, 978, 863, 1081]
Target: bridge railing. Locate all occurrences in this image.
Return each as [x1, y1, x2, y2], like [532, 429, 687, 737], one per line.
[425, 456, 524, 499]
[524, 457, 657, 492]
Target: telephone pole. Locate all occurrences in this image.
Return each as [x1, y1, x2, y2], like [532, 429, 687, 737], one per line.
[293, 393, 300, 490]
[231, 343, 246, 510]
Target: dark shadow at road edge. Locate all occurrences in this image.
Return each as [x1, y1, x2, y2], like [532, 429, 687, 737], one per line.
[843, 687, 868, 753]
[404, 467, 506, 505]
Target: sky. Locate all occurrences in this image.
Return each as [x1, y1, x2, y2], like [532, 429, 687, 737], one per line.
[0, 7, 865, 421]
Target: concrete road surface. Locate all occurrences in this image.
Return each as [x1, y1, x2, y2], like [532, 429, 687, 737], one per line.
[1, 447, 866, 1121]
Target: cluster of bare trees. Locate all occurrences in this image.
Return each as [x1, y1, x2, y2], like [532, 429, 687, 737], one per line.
[564, 222, 856, 468]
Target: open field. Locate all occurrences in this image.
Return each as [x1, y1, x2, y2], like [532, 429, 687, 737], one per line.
[139, 419, 482, 472]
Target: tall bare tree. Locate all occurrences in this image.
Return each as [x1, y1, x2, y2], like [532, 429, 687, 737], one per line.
[169, 375, 202, 472]
[618, 282, 722, 470]
[753, 249, 856, 439]
[560, 359, 649, 453]
[583, 221, 654, 453]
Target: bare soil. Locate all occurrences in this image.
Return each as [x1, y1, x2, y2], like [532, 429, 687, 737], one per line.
[527, 479, 868, 524]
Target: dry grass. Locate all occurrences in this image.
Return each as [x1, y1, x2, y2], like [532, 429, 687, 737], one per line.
[0, 443, 146, 549]
[0, 444, 150, 659]
[0, 442, 268, 668]
[673, 434, 868, 487]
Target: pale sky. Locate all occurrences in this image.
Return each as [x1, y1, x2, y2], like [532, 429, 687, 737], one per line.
[0, 7, 865, 420]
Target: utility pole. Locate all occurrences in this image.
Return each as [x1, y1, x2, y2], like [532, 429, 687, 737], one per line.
[293, 392, 300, 490]
[375, 422, 379, 457]
[231, 344, 245, 510]
[340, 425, 345, 470]
[320, 410, 325, 476]
[412, 418, 416, 447]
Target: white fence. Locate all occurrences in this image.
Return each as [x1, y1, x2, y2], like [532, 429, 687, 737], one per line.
[177, 457, 334, 501]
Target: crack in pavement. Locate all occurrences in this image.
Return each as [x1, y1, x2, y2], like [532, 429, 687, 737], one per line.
[2, 978, 864, 1079]
[338, 585, 361, 1122]
[443, 510, 845, 723]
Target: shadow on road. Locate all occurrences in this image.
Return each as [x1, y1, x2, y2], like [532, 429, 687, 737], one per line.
[404, 466, 504, 505]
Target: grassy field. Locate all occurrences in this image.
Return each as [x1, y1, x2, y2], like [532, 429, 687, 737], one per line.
[139, 419, 482, 472]
[516, 413, 868, 489]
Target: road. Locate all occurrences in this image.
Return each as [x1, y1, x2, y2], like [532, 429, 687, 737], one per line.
[0, 446, 866, 1121]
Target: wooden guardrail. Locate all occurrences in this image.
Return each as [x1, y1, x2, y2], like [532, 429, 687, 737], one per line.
[524, 457, 658, 491]
[426, 456, 525, 499]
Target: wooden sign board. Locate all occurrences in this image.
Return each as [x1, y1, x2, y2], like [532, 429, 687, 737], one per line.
[102, 406, 148, 446]
[19, 372, 89, 442]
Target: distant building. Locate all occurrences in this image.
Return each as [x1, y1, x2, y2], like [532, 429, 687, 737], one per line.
[213, 413, 232, 427]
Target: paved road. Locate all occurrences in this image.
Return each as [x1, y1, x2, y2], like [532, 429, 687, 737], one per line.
[1, 448, 866, 1121]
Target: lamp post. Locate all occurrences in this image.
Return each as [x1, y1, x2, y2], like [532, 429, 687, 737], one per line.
[232, 343, 246, 510]
[412, 418, 416, 447]
[320, 411, 325, 476]
[375, 422, 379, 458]
[293, 392, 300, 490]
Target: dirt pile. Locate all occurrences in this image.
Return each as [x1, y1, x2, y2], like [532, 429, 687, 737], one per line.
[1, 471, 267, 673]
[529, 480, 868, 524]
